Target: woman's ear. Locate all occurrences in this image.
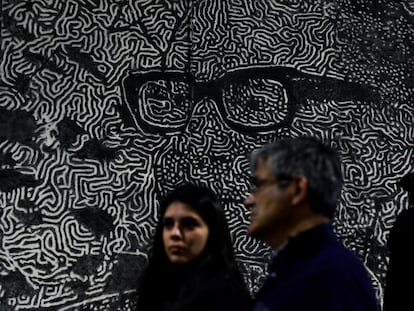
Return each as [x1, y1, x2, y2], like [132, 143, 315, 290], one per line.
[291, 175, 308, 206]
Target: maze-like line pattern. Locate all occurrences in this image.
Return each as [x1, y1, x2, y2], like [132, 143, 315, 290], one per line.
[1, 0, 414, 309]
[1, 1, 167, 309]
[191, 0, 342, 80]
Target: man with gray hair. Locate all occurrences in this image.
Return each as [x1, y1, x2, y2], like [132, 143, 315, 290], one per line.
[245, 136, 378, 311]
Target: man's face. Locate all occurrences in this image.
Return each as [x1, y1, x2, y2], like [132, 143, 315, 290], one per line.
[246, 159, 294, 246]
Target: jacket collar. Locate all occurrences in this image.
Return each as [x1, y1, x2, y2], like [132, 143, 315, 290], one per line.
[268, 223, 337, 273]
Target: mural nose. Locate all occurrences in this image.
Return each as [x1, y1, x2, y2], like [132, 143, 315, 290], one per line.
[184, 98, 229, 137]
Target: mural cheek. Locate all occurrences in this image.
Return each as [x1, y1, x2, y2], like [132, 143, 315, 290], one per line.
[0, 107, 155, 304]
[1, 215, 95, 284]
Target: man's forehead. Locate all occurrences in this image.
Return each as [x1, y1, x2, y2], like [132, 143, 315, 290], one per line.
[256, 158, 273, 174]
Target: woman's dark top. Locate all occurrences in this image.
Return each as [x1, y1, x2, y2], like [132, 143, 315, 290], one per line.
[138, 261, 252, 311]
[163, 271, 251, 311]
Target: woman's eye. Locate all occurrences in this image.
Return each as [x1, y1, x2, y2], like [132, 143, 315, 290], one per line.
[180, 217, 199, 230]
[163, 217, 200, 230]
[162, 218, 174, 229]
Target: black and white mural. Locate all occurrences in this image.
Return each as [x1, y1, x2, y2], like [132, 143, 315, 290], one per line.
[1, 0, 413, 310]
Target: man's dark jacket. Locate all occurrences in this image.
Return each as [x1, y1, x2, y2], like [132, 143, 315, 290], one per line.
[252, 224, 379, 311]
[383, 207, 414, 311]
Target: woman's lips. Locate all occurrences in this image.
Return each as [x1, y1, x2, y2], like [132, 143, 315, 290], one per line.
[168, 246, 185, 254]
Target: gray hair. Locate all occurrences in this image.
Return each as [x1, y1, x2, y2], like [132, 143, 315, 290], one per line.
[250, 136, 343, 218]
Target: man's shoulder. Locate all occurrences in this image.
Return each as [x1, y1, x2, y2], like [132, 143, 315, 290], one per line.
[312, 239, 367, 273]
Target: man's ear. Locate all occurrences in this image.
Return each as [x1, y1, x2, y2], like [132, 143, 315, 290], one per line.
[291, 175, 308, 206]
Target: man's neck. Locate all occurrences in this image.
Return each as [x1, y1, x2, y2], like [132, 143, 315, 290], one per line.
[289, 214, 330, 238]
[268, 214, 330, 250]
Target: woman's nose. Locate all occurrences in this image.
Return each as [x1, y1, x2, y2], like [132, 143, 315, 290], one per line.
[170, 223, 183, 239]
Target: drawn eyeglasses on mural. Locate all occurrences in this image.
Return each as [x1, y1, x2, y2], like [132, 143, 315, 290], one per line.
[121, 66, 377, 134]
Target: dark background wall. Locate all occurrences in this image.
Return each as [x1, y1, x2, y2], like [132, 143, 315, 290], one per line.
[1, 0, 413, 310]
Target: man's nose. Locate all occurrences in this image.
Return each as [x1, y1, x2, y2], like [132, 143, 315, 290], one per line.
[184, 98, 229, 134]
[244, 192, 255, 209]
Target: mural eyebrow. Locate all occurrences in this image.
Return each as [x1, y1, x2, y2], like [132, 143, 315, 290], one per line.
[289, 76, 380, 103]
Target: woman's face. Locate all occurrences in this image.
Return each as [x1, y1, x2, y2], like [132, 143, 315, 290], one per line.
[162, 201, 209, 264]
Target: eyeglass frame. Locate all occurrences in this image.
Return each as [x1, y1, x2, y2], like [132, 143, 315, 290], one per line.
[120, 65, 377, 135]
[249, 174, 294, 193]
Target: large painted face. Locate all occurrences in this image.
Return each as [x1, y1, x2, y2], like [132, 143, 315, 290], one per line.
[1, 0, 413, 309]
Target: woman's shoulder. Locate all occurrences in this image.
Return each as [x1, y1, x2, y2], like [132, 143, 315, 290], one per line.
[193, 272, 252, 310]
[189, 270, 232, 292]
